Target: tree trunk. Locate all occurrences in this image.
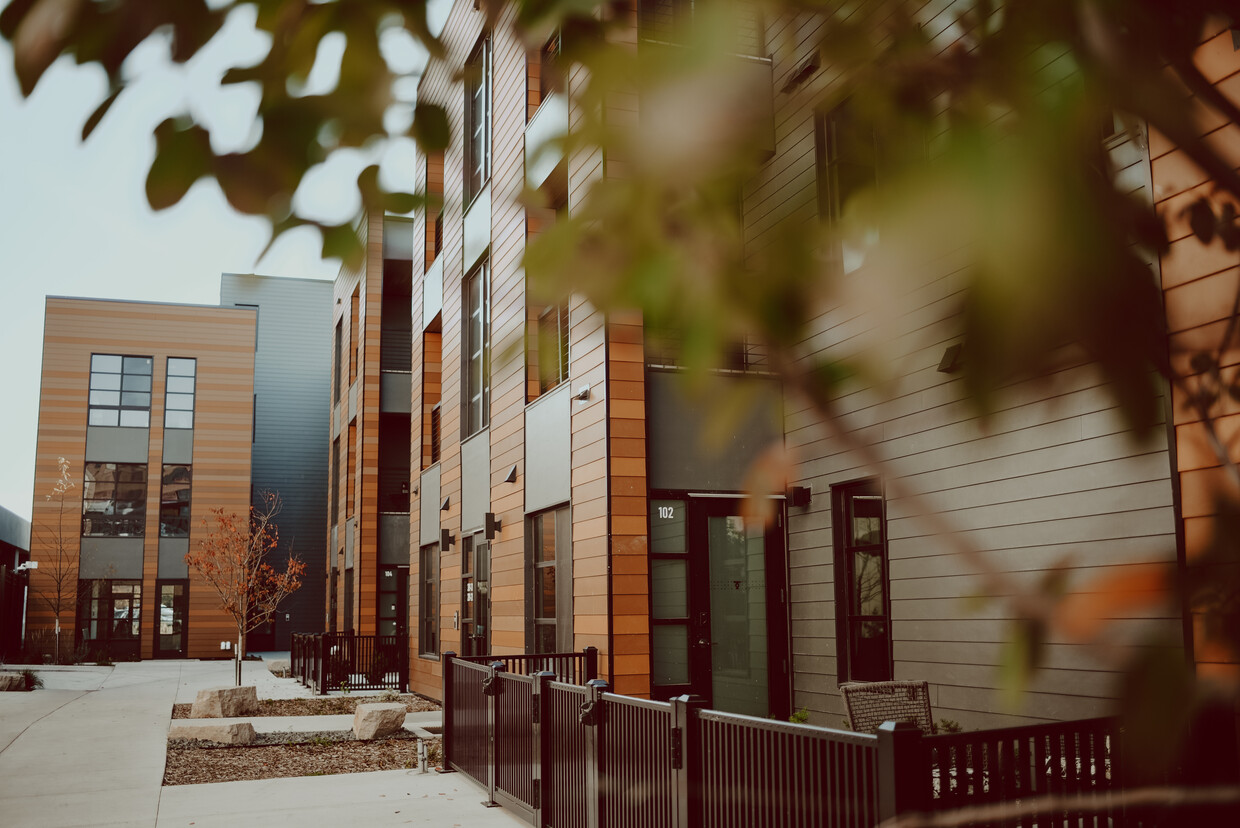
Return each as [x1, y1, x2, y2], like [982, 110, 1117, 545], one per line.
[235, 627, 244, 686]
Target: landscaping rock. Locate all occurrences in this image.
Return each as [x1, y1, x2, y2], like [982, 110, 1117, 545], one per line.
[0, 672, 25, 692]
[266, 659, 290, 675]
[191, 685, 259, 718]
[169, 722, 256, 745]
[352, 703, 407, 740]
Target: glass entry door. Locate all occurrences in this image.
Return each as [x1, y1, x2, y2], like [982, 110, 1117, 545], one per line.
[155, 580, 187, 658]
[461, 533, 490, 656]
[650, 497, 789, 718]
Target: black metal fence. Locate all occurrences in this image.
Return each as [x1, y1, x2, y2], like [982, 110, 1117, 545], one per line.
[290, 631, 408, 694]
[455, 646, 598, 684]
[443, 653, 1239, 828]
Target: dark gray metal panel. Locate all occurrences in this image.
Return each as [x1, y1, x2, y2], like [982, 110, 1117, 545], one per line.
[345, 518, 355, 569]
[379, 513, 410, 565]
[380, 371, 413, 413]
[219, 274, 332, 646]
[85, 426, 150, 463]
[420, 466, 441, 546]
[162, 429, 194, 464]
[647, 371, 783, 492]
[80, 537, 143, 579]
[461, 429, 490, 533]
[525, 384, 571, 513]
[158, 537, 189, 579]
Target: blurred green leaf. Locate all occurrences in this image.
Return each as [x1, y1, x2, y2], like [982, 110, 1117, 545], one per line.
[146, 118, 212, 211]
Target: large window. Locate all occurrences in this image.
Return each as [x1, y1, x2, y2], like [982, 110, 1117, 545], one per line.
[831, 479, 892, 683]
[528, 506, 572, 654]
[164, 357, 196, 429]
[537, 302, 570, 394]
[334, 319, 343, 403]
[464, 32, 492, 205]
[88, 354, 152, 427]
[419, 544, 439, 657]
[159, 465, 191, 537]
[815, 102, 879, 275]
[464, 261, 490, 436]
[82, 463, 147, 537]
[77, 579, 141, 660]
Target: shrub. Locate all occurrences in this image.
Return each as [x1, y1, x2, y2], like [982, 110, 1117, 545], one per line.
[788, 708, 810, 725]
[21, 669, 43, 691]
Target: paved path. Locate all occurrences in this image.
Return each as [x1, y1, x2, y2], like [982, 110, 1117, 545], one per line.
[0, 661, 524, 828]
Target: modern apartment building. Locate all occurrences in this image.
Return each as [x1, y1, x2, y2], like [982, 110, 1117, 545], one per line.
[326, 216, 416, 641]
[26, 278, 331, 661]
[327, 1, 1208, 732]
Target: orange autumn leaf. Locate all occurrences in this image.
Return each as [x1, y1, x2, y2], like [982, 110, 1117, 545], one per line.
[1056, 564, 1170, 641]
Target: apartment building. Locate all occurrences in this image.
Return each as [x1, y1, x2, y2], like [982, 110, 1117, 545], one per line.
[325, 216, 416, 640]
[345, 0, 1198, 730]
[26, 278, 330, 662]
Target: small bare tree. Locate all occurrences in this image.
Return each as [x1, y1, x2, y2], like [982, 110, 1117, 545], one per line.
[33, 457, 76, 663]
[186, 491, 304, 685]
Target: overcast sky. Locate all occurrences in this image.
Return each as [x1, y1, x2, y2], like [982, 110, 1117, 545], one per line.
[0, 2, 446, 522]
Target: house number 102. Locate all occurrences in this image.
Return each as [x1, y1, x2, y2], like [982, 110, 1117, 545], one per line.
[657, 505, 675, 519]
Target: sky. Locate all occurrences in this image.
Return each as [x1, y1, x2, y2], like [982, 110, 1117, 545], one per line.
[0, 2, 447, 523]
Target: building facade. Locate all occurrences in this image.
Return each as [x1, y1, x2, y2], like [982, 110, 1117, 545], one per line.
[26, 278, 332, 662]
[376, 0, 1195, 731]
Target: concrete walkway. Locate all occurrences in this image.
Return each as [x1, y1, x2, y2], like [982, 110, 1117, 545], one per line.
[0, 660, 525, 828]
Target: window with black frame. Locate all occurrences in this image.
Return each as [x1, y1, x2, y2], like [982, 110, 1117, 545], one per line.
[815, 101, 880, 276]
[463, 261, 490, 436]
[88, 354, 152, 427]
[163, 357, 196, 429]
[528, 506, 572, 654]
[464, 32, 492, 205]
[831, 479, 892, 682]
[419, 544, 439, 657]
[159, 465, 191, 537]
[81, 462, 147, 537]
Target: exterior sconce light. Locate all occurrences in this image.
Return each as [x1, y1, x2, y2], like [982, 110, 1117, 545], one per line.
[441, 529, 455, 550]
[937, 344, 962, 374]
[440, 496, 450, 511]
[503, 465, 518, 484]
[787, 486, 812, 508]
[575, 385, 591, 401]
[485, 512, 502, 539]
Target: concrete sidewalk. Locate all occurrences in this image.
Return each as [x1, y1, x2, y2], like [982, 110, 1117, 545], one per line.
[0, 660, 524, 828]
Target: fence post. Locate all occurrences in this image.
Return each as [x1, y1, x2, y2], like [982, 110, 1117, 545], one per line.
[671, 695, 707, 828]
[533, 671, 554, 823]
[441, 650, 456, 771]
[583, 678, 609, 828]
[315, 634, 326, 695]
[878, 721, 928, 822]
[400, 633, 410, 693]
[583, 646, 599, 682]
[482, 661, 507, 808]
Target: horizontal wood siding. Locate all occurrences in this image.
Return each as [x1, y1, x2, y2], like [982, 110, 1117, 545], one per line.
[1150, 20, 1240, 684]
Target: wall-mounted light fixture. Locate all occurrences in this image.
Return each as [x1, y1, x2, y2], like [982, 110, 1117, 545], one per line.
[440, 496, 451, 512]
[485, 512, 502, 539]
[503, 465, 518, 484]
[937, 344, 963, 374]
[575, 385, 591, 401]
[787, 486, 812, 508]
[440, 529, 455, 550]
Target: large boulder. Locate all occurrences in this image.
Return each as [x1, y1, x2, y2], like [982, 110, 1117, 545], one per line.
[169, 722, 256, 745]
[265, 659, 290, 676]
[0, 672, 25, 692]
[352, 702, 407, 740]
[191, 685, 259, 718]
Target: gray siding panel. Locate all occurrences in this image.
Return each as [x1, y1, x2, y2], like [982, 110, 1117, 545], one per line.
[158, 537, 190, 579]
[524, 384, 571, 513]
[379, 513, 411, 565]
[162, 429, 194, 465]
[219, 274, 332, 646]
[84, 427, 150, 463]
[420, 466, 441, 546]
[80, 537, 143, 579]
[460, 429, 490, 533]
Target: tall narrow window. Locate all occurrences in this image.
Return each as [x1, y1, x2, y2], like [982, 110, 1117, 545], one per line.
[344, 567, 354, 632]
[330, 437, 340, 524]
[421, 320, 442, 469]
[425, 152, 444, 271]
[334, 319, 343, 403]
[528, 506, 572, 654]
[816, 102, 879, 275]
[88, 354, 153, 427]
[159, 465, 191, 537]
[537, 302, 570, 394]
[831, 479, 892, 683]
[419, 543, 439, 657]
[82, 463, 147, 537]
[346, 423, 356, 515]
[349, 287, 360, 385]
[463, 261, 490, 436]
[464, 32, 492, 205]
[164, 358, 196, 429]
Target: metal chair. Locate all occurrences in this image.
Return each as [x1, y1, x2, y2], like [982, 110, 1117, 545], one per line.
[841, 680, 936, 735]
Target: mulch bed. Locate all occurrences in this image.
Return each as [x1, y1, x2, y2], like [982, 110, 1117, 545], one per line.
[170, 693, 439, 719]
[163, 733, 444, 786]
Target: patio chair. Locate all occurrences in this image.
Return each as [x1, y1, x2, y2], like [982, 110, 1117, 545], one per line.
[842, 680, 936, 735]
